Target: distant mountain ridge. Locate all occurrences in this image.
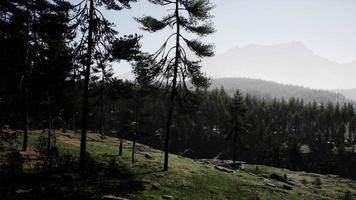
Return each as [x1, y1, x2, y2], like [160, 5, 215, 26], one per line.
[202, 42, 356, 90]
[333, 88, 356, 102]
[210, 77, 349, 104]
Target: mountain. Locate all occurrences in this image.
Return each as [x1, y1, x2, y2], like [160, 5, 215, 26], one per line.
[202, 42, 356, 90]
[210, 77, 348, 104]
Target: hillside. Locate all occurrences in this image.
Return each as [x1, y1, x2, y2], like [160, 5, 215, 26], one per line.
[210, 77, 348, 103]
[1, 131, 355, 200]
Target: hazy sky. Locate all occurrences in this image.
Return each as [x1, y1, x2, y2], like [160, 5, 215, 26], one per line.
[71, 0, 356, 88]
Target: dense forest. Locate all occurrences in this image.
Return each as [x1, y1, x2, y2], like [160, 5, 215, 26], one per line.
[210, 78, 349, 104]
[1, 1, 356, 199]
[60, 83, 356, 179]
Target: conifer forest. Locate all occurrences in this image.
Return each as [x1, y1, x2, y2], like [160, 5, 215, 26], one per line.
[1, 1, 356, 199]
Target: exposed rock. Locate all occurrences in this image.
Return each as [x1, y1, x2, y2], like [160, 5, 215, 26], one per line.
[137, 145, 146, 152]
[326, 174, 339, 178]
[203, 160, 211, 165]
[154, 173, 164, 178]
[215, 165, 234, 173]
[144, 153, 153, 159]
[15, 189, 32, 194]
[162, 195, 174, 200]
[102, 195, 129, 200]
[266, 183, 276, 188]
[270, 173, 285, 182]
[270, 173, 294, 186]
[283, 184, 293, 190]
[151, 182, 161, 190]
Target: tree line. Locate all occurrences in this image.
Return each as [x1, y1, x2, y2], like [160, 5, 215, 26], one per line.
[108, 85, 356, 179]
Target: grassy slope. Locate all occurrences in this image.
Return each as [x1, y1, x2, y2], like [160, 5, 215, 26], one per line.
[19, 131, 356, 200]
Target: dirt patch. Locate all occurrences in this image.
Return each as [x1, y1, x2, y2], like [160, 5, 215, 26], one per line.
[58, 134, 80, 146]
[20, 149, 40, 160]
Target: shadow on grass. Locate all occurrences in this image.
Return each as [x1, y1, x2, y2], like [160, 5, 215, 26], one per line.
[0, 155, 147, 200]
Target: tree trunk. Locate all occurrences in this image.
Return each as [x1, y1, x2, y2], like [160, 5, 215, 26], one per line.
[232, 131, 237, 165]
[22, 0, 31, 151]
[132, 132, 137, 163]
[119, 139, 123, 156]
[22, 92, 29, 151]
[99, 71, 104, 136]
[132, 104, 138, 163]
[47, 119, 51, 153]
[80, 0, 95, 169]
[163, 0, 180, 171]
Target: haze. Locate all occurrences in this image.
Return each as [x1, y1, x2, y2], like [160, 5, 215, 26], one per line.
[84, 0, 356, 89]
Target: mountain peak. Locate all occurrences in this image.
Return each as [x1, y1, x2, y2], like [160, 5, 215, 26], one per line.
[203, 42, 356, 89]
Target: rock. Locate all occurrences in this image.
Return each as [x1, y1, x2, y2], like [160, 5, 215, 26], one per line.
[162, 195, 174, 200]
[203, 160, 211, 165]
[270, 173, 295, 186]
[283, 184, 293, 190]
[270, 173, 285, 182]
[15, 189, 32, 194]
[137, 146, 145, 152]
[326, 174, 339, 178]
[215, 165, 234, 173]
[151, 182, 161, 190]
[154, 173, 164, 178]
[266, 183, 276, 188]
[102, 195, 129, 200]
[144, 153, 153, 159]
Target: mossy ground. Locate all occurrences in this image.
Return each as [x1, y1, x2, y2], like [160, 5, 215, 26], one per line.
[1, 130, 355, 200]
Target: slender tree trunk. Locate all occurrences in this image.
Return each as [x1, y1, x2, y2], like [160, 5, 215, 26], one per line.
[99, 71, 104, 136]
[163, 0, 180, 171]
[232, 131, 237, 166]
[132, 104, 138, 163]
[119, 139, 123, 156]
[22, 90, 29, 151]
[22, 0, 31, 151]
[47, 97, 51, 153]
[132, 131, 137, 163]
[47, 118, 51, 153]
[80, 0, 95, 169]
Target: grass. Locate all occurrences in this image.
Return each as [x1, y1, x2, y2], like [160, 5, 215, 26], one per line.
[1, 130, 356, 200]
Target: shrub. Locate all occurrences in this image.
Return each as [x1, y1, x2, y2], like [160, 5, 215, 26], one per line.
[36, 131, 59, 169]
[314, 177, 322, 188]
[254, 166, 261, 174]
[344, 191, 353, 200]
[1, 150, 23, 176]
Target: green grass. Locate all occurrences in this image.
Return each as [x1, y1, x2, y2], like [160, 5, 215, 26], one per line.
[2, 130, 356, 200]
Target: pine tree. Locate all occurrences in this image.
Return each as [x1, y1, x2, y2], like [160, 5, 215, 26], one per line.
[0, 0, 73, 150]
[134, 0, 215, 171]
[228, 90, 247, 166]
[71, 0, 139, 168]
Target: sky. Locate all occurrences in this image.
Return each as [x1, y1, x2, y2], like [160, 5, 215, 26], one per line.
[70, 0, 356, 88]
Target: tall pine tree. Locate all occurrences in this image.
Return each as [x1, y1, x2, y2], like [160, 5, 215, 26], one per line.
[134, 0, 215, 171]
[71, 0, 139, 168]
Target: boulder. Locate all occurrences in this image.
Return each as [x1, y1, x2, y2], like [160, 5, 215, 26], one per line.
[102, 195, 129, 200]
[144, 153, 153, 159]
[270, 173, 285, 182]
[154, 173, 164, 178]
[15, 189, 32, 194]
[270, 173, 295, 186]
[151, 182, 161, 190]
[215, 165, 234, 173]
[283, 184, 293, 190]
[162, 195, 174, 200]
[266, 183, 276, 188]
